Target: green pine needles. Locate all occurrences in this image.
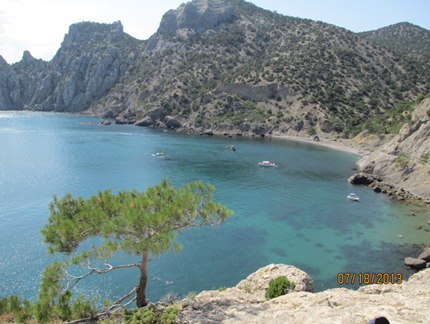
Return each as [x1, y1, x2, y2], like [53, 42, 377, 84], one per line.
[1, 178, 232, 323]
[265, 276, 296, 300]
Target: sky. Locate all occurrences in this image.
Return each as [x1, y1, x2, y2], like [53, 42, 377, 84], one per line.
[1, 0, 429, 64]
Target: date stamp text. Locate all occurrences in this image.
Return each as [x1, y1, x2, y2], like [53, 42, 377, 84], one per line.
[337, 273, 402, 285]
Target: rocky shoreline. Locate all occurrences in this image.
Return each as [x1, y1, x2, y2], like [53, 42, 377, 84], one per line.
[348, 97, 430, 205]
[106, 109, 430, 205]
[100, 108, 430, 209]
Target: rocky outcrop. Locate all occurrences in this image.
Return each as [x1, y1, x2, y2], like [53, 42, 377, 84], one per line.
[164, 115, 183, 128]
[157, 0, 235, 35]
[178, 264, 430, 324]
[144, 0, 236, 53]
[348, 173, 381, 186]
[404, 257, 427, 269]
[404, 247, 430, 269]
[0, 21, 142, 112]
[351, 98, 430, 202]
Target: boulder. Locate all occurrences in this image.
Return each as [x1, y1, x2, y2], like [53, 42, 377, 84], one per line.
[164, 116, 182, 128]
[134, 117, 154, 127]
[404, 257, 427, 269]
[236, 264, 314, 295]
[115, 116, 134, 124]
[418, 249, 430, 262]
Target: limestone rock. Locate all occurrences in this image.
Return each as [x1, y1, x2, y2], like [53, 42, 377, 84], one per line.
[178, 266, 430, 324]
[134, 117, 154, 127]
[356, 97, 430, 201]
[164, 115, 182, 128]
[157, 0, 235, 35]
[404, 257, 427, 269]
[418, 249, 430, 262]
[236, 264, 314, 296]
[0, 21, 141, 112]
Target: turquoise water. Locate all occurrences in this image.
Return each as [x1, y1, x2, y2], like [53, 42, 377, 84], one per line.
[0, 111, 429, 303]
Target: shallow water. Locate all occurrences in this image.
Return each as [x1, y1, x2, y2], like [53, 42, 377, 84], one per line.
[0, 111, 429, 303]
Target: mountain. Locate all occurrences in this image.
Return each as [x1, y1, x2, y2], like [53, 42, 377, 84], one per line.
[1, 0, 430, 139]
[360, 22, 430, 62]
[0, 21, 144, 112]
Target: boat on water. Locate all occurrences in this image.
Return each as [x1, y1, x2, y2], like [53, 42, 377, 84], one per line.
[258, 161, 276, 167]
[226, 145, 236, 151]
[347, 193, 360, 201]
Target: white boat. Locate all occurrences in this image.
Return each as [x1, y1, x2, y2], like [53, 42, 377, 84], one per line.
[347, 193, 360, 201]
[258, 161, 276, 167]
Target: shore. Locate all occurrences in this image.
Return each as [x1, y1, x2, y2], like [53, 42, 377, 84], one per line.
[275, 135, 366, 156]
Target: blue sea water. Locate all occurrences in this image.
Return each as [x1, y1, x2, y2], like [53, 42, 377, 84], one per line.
[0, 111, 429, 304]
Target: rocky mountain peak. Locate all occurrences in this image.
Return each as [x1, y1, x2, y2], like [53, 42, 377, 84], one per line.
[157, 0, 235, 35]
[60, 20, 124, 50]
[0, 55, 10, 69]
[21, 50, 35, 67]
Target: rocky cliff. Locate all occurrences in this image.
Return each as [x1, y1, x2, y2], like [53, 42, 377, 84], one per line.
[177, 264, 430, 323]
[0, 21, 143, 112]
[350, 97, 430, 202]
[158, 0, 235, 35]
[2, 0, 429, 141]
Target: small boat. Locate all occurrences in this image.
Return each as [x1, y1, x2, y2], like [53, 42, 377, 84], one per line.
[347, 193, 360, 201]
[226, 145, 236, 151]
[258, 161, 276, 167]
[156, 152, 165, 156]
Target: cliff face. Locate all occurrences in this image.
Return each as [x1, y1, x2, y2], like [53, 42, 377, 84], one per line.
[354, 97, 430, 201]
[178, 264, 430, 323]
[1, 0, 430, 140]
[158, 0, 235, 35]
[0, 21, 143, 112]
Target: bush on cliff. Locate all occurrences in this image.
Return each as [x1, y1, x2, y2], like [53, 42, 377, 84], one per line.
[123, 305, 179, 324]
[265, 276, 296, 300]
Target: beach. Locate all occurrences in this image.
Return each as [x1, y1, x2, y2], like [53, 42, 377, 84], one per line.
[275, 135, 365, 156]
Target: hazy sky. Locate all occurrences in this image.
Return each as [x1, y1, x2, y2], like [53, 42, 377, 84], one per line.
[1, 0, 429, 64]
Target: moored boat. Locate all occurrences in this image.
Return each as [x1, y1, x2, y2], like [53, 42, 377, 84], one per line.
[347, 193, 360, 201]
[258, 161, 276, 167]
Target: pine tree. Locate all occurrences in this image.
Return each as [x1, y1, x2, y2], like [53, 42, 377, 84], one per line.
[39, 178, 232, 318]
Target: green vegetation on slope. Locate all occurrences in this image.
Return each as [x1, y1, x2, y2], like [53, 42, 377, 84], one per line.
[91, 0, 430, 138]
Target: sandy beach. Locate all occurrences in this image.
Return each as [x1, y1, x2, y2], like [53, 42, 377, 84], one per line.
[275, 135, 365, 156]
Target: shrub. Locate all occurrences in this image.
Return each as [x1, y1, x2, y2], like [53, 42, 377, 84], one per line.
[124, 305, 179, 324]
[394, 153, 411, 169]
[0, 295, 33, 323]
[420, 153, 430, 164]
[265, 276, 296, 300]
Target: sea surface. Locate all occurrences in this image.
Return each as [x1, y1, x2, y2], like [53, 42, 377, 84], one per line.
[1, 111, 429, 304]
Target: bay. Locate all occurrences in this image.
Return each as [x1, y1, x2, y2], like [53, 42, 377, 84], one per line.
[0, 111, 429, 304]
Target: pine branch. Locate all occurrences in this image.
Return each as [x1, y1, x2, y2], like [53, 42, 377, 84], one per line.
[64, 261, 139, 290]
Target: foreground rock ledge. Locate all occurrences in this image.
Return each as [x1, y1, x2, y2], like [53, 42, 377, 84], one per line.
[177, 264, 430, 323]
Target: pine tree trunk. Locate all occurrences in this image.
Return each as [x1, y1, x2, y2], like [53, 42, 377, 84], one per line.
[136, 251, 149, 307]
